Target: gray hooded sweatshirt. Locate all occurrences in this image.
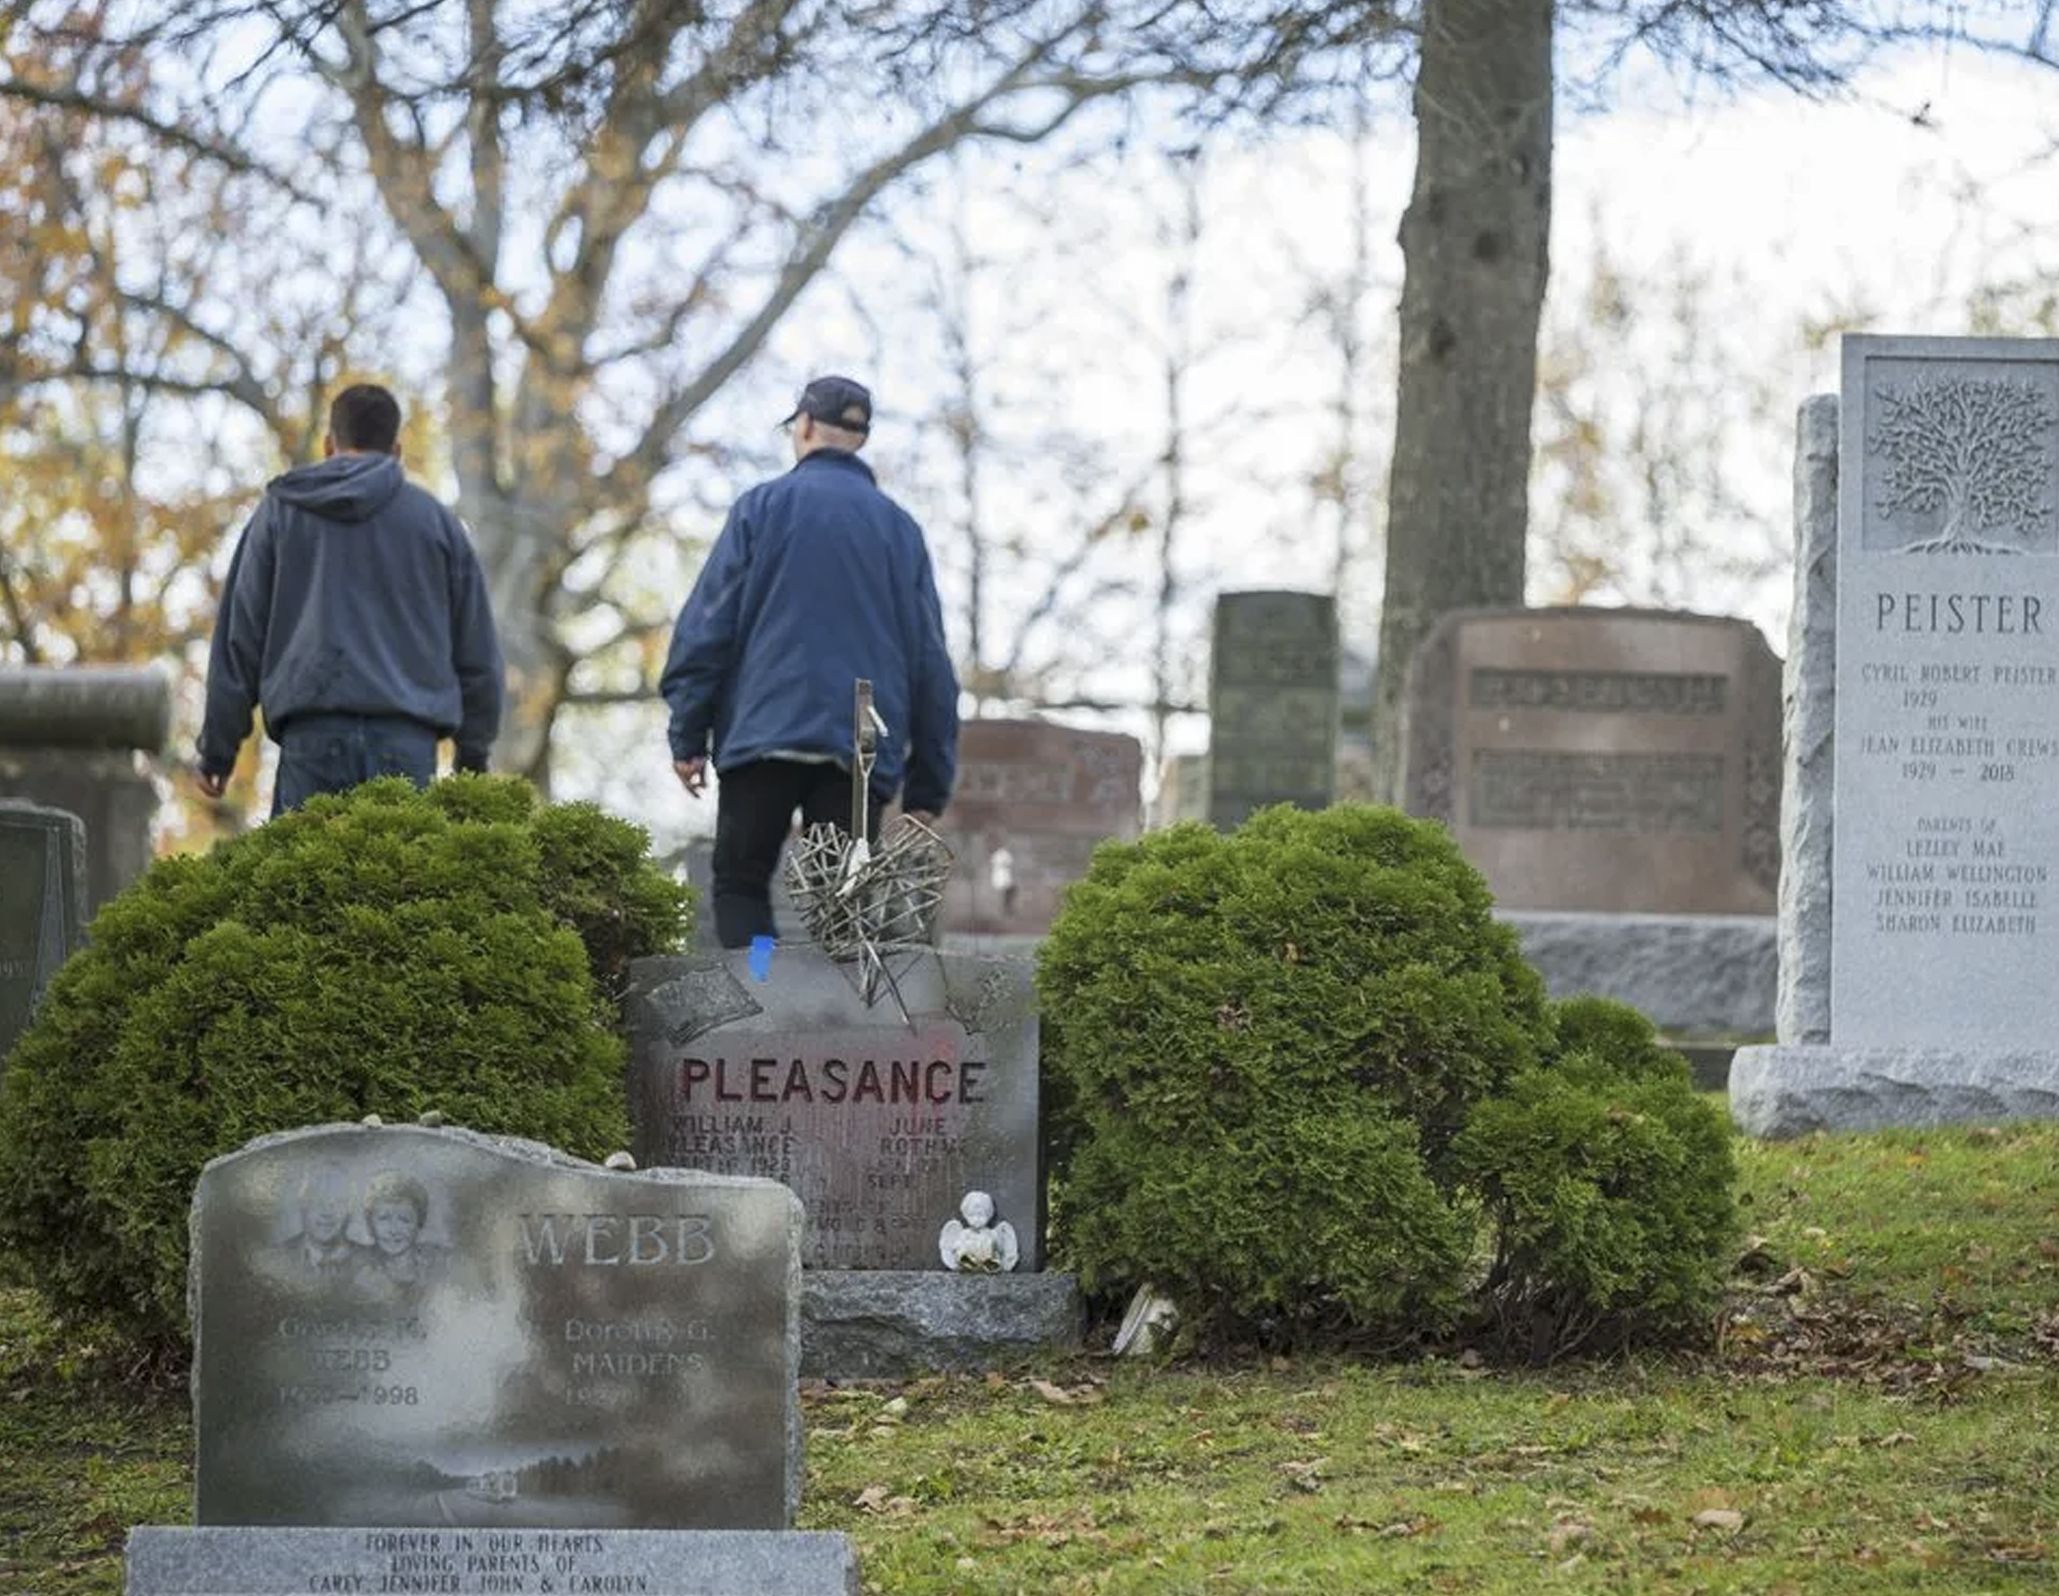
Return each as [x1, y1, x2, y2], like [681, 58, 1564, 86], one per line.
[198, 453, 504, 774]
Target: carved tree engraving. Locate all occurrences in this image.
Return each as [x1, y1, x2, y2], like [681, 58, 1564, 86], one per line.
[1869, 374, 2058, 554]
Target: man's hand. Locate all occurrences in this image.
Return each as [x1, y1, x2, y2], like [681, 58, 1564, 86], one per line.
[195, 769, 229, 800]
[674, 757, 709, 797]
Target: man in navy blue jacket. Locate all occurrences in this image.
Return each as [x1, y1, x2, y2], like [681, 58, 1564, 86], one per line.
[196, 384, 504, 814]
[662, 375, 960, 948]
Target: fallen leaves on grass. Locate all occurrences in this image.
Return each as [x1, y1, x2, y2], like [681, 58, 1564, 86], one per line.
[1692, 1509, 1747, 1533]
[1030, 1378, 1106, 1406]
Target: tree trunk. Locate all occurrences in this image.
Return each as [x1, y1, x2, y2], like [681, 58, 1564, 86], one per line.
[1368, 0, 1554, 804]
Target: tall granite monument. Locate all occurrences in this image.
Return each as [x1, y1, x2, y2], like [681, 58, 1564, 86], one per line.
[1732, 334, 2059, 1134]
[0, 664, 169, 913]
[127, 1120, 859, 1594]
[1207, 591, 1339, 829]
[0, 800, 86, 1063]
[935, 719, 1141, 937]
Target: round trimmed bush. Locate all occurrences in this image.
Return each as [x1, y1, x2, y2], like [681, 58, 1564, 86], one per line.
[1037, 804, 1551, 1348]
[1454, 997, 1738, 1361]
[0, 775, 690, 1351]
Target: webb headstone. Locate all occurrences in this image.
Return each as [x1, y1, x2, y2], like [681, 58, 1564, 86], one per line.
[189, 1123, 805, 1529]
[0, 801, 85, 1063]
[1401, 607, 1783, 916]
[1733, 335, 2059, 1134]
[936, 720, 1141, 936]
[1207, 591, 1339, 829]
[0, 664, 169, 913]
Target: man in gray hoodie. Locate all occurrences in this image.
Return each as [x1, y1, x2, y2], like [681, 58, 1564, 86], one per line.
[196, 384, 504, 814]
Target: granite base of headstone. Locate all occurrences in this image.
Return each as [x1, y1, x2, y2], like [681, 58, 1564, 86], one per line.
[1731, 1047, 2059, 1138]
[1501, 910, 1776, 1037]
[626, 946, 1082, 1375]
[127, 1119, 858, 1595]
[125, 1527, 859, 1595]
[801, 1270, 1085, 1379]
[0, 799, 87, 1063]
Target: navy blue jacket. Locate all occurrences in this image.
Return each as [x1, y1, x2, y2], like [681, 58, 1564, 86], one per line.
[661, 450, 959, 814]
[197, 454, 504, 775]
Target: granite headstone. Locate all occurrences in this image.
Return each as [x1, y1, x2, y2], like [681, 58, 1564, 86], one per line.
[0, 664, 169, 913]
[1401, 607, 1782, 915]
[1733, 335, 2059, 1134]
[0, 800, 85, 1062]
[936, 720, 1141, 935]
[1207, 591, 1339, 828]
[626, 948, 1040, 1273]
[191, 1123, 805, 1530]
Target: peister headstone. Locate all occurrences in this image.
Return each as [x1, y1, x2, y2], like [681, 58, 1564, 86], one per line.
[1733, 335, 2059, 1135]
[1207, 591, 1339, 829]
[936, 720, 1141, 936]
[0, 664, 170, 914]
[1401, 607, 1783, 916]
[0, 800, 86, 1063]
[626, 949, 1040, 1273]
[189, 1124, 805, 1530]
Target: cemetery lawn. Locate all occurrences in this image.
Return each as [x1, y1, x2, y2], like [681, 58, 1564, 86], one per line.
[4, 1119, 2057, 1595]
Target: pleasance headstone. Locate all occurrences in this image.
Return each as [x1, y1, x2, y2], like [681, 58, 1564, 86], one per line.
[1207, 590, 1339, 829]
[1732, 334, 2059, 1135]
[626, 947, 1076, 1376]
[0, 664, 170, 913]
[627, 949, 1039, 1273]
[1400, 607, 1783, 915]
[189, 1123, 804, 1529]
[935, 720, 1141, 937]
[0, 800, 85, 1064]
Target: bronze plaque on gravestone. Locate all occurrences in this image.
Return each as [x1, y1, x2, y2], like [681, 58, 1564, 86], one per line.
[1401, 608, 1782, 915]
[1208, 591, 1340, 830]
[627, 948, 1040, 1271]
[936, 721, 1141, 935]
[192, 1124, 803, 1530]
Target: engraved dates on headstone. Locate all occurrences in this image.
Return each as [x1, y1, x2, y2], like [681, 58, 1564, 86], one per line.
[0, 800, 85, 1064]
[1401, 607, 1782, 915]
[628, 949, 1040, 1272]
[1207, 591, 1340, 829]
[191, 1124, 803, 1530]
[1831, 335, 2059, 1048]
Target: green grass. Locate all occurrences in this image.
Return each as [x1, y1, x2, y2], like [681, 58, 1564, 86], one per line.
[4, 1120, 2057, 1595]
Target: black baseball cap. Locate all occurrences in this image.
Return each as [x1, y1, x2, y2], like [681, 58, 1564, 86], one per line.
[780, 374, 872, 435]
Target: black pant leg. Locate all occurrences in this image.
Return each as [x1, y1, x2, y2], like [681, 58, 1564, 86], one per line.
[797, 763, 882, 839]
[712, 760, 812, 948]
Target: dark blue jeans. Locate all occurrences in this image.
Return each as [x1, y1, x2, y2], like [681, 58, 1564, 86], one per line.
[272, 713, 440, 817]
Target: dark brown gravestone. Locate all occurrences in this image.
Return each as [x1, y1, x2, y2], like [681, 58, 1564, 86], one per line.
[0, 801, 86, 1064]
[1207, 591, 1340, 830]
[1401, 607, 1782, 915]
[190, 1123, 804, 1530]
[936, 721, 1141, 935]
[626, 948, 1040, 1272]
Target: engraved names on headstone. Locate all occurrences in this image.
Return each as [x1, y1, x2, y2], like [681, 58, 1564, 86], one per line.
[190, 1124, 805, 1531]
[0, 800, 85, 1063]
[1207, 591, 1339, 829]
[936, 720, 1141, 936]
[1829, 337, 2059, 1049]
[627, 948, 1040, 1272]
[1401, 608, 1782, 916]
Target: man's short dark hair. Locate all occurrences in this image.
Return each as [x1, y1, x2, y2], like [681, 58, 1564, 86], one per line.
[330, 384, 403, 454]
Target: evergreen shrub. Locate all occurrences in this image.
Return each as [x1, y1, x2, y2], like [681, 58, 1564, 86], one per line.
[0, 775, 690, 1351]
[1454, 997, 1738, 1360]
[1037, 804, 1550, 1348]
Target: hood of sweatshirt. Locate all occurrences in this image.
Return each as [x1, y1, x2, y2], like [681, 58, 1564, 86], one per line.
[267, 452, 407, 524]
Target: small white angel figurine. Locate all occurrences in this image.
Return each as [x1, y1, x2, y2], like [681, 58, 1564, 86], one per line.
[938, 1190, 1019, 1273]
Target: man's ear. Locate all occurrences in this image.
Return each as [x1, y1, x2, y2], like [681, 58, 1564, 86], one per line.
[322, 432, 337, 460]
